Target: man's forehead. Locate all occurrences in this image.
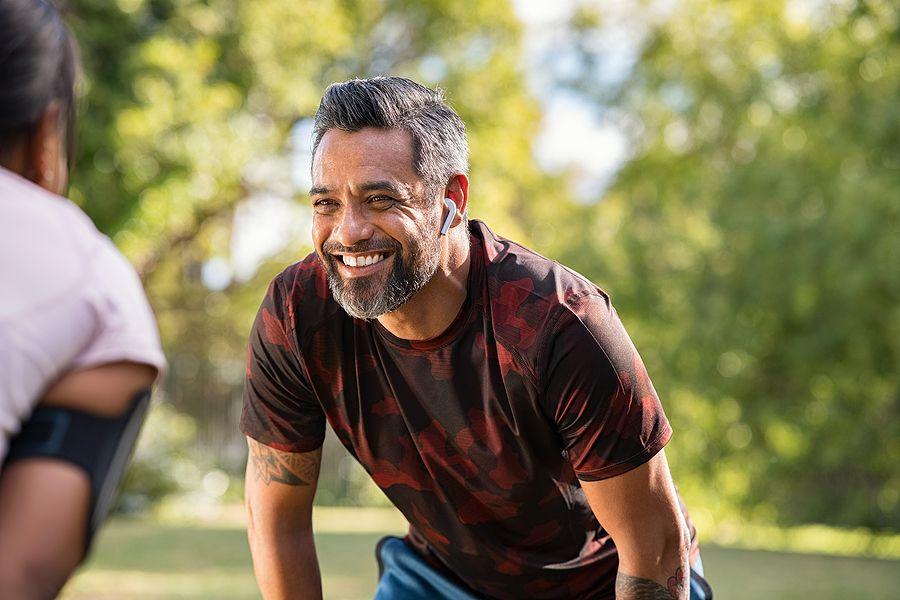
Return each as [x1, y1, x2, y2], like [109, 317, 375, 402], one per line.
[311, 127, 421, 192]
[315, 127, 413, 167]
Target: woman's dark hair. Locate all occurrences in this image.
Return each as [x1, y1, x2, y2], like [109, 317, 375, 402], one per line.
[0, 0, 78, 165]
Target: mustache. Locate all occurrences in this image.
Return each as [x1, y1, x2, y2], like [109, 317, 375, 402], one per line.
[322, 238, 401, 255]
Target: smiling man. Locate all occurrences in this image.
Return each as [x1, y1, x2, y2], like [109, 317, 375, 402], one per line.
[241, 77, 712, 600]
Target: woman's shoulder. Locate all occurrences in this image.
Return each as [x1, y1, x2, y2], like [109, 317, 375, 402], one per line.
[0, 168, 109, 317]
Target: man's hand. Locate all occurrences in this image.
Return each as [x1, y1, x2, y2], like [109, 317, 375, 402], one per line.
[580, 450, 689, 599]
[245, 438, 323, 600]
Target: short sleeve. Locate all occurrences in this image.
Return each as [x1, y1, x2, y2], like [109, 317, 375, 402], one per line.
[239, 276, 326, 453]
[72, 239, 166, 374]
[541, 293, 672, 481]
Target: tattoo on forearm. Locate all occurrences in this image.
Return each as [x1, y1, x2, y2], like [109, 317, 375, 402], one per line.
[667, 566, 686, 597]
[616, 566, 686, 599]
[249, 442, 321, 486]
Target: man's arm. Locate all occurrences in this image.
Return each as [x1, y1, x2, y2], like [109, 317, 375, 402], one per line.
[0, 361, 157, 599]
[580, 450, 689, 600]
[245, 437, 323, 600]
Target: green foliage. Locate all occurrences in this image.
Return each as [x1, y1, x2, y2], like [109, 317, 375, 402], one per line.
[556, 0, 900, 529]
[120, 401, 200, 510]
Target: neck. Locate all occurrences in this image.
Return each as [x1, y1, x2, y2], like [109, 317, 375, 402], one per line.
[0, 147, 27, 178]
[376, 231, 471, 341]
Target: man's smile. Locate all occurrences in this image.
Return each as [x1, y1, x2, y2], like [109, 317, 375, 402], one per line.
[332, 251, 394, 278]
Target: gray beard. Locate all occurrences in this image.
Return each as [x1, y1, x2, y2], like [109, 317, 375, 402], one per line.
[325, 238, 441, 321]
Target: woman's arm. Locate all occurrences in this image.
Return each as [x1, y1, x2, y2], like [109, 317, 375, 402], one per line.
[0, 361, 157, 599]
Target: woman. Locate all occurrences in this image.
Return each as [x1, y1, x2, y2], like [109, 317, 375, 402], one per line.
[0, 1, 166, 597]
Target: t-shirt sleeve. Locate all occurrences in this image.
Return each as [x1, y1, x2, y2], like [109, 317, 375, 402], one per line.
[72, 239, 166, 374]
[541, 292, 672, 481]
[239, 275, 326, 453]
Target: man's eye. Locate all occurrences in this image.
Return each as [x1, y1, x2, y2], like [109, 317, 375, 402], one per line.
[368, 196, 395, 208]
[313, 199, 339, 213]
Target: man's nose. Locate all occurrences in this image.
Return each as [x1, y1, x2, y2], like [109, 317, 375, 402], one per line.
[334, 203, 374, 248]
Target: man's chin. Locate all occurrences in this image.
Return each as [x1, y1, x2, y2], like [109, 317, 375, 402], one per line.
[330, 280, 391, 320]
[340, 274, 384, 296]
[335, 297, 389, 321]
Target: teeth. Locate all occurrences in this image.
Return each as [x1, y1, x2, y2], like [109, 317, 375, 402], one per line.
[342, 253, 384, 267]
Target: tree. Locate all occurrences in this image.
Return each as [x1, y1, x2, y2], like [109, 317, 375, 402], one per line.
[555, 0, 899, 529]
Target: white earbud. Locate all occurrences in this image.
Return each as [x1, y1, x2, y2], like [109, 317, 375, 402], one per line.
[440, 197, 457, 236]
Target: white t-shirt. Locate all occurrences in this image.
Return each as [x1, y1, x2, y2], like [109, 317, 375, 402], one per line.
[0, 167, 166, 463]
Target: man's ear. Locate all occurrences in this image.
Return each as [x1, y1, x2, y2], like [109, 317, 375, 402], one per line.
[444, 173, 470, 227]
[26, 101, 68, 195]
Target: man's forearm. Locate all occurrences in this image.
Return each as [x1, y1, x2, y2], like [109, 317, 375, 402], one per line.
[579, 452, 693, 599]
[614, 534, 689, 600]
[615, 563, 688, 599]
[244, 441, 323, 600]
[248, 528, 322, 600]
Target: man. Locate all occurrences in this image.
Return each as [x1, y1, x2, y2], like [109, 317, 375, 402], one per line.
[242, 77, 712, 599]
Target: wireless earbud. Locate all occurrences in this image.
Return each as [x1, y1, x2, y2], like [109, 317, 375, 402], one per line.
[440, 197, 457, 236]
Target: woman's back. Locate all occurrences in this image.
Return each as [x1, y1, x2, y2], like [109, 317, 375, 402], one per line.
[0, 166, 165, 461]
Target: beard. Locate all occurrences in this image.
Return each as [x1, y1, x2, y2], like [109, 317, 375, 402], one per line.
[320, 213, 442, 320]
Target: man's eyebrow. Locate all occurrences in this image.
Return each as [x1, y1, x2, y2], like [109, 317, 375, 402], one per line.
[309, 181, 413, 198]
[358, 180, 411, 197]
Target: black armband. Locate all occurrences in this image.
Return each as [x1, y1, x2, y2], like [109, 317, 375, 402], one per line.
[3, 389, 152, 547]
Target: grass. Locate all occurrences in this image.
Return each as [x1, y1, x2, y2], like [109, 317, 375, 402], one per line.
[61, 507, 900, 599]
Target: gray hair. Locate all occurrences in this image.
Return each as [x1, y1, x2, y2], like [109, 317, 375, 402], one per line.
[311, 77, 468, 194]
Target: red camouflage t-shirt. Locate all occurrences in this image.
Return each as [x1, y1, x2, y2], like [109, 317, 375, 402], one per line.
[241, 220, 697, 599]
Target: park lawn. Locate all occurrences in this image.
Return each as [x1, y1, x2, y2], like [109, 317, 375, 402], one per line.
[62, 507, 900, 600]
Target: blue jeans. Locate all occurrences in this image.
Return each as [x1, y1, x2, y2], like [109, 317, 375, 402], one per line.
[374, 537, 482, 600]
[689, 557, 714, 599]
[374, 536, 714, 599]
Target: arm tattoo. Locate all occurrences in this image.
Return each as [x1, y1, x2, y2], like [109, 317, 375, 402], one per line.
[249, 442, 321, 487]
[616, 566, 686, 599]
[667, 566, 686, 597]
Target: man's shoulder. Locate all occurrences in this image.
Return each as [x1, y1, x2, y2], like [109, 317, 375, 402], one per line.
[474, 220, 607, 315]
[472, 221, 611, 365]
[269, 252, 339, 333]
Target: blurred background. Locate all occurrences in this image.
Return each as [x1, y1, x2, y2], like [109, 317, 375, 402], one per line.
[54, 0, 898, 597]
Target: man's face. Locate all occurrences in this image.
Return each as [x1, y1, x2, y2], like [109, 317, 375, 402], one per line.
[310, 127, 443, 320]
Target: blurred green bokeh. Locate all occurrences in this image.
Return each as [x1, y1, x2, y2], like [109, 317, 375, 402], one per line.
[61, 0, 899, 537]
